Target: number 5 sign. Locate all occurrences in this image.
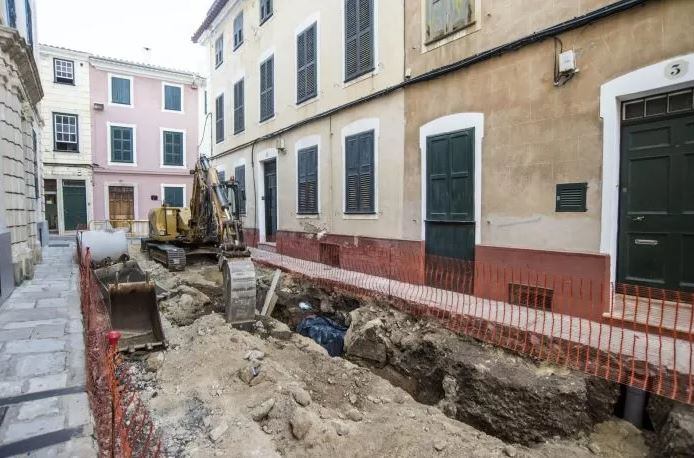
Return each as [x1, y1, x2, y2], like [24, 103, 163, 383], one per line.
[664, 59, 688, 80]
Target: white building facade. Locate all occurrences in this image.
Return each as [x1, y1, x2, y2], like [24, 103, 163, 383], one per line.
[38, 44, 93, 235]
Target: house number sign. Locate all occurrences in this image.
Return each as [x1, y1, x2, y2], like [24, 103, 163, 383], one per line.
[664, 59, 688, 80]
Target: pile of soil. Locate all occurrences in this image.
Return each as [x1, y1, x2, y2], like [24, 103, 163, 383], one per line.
[128, 253, 653, 457]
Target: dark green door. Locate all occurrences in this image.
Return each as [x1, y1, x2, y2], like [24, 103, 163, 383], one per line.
[618, 113, 694, 292]
[62, 180, 87, 231]
[425, 128, 475, 266]
[264, 159, 277, 243]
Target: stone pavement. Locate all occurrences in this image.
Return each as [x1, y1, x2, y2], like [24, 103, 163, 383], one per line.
[0, 241, 96, 456]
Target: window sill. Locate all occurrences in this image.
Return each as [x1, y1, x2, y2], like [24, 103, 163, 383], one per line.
[54, 81, 75, 86]
[161, 164, 187, 169]
[162, 108, 184, 114]
[259, 14, 273, 27]
[259, 115, 275, 126]
[53, 150, 80, 154]
[233, 42, 244, 52]
[343, 67, 376, 87]
[109, 102, 133, 108]
[107, 161, 137, 167]
[342, 213, 378, 220]
[296, 94, 318, 108]
[296, 213, 319, 219]
[215, 62, 223, 70]
[233, 129, 245, 136]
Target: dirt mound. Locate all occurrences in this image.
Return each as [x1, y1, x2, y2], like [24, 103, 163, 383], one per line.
[344, 304, 621, 445]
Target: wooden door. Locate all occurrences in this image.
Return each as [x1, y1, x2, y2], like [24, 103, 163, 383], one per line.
[109, 186, 134, 229]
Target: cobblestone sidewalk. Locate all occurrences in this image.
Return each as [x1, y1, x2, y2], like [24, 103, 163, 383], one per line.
[0, 241, 96, 456]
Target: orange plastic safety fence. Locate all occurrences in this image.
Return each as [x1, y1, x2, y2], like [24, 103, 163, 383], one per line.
[254, 242, 693, 405]
[78, 245, 164, 457]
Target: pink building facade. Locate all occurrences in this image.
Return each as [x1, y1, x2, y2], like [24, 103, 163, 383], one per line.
[89, 56, 201, 225]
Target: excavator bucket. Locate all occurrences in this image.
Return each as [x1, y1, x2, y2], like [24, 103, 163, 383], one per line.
[93, 261, 166, 352]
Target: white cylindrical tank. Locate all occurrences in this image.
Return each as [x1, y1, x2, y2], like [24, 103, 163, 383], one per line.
[78, 230, 129, 264]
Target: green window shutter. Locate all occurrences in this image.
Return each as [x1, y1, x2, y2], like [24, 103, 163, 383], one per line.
[111, 77, 131, 105]
[24, 0, 33, 48]
[164, 85, 182, 111]
[260, 0, 273, 24]
[297, 23, 317, 104]
[344, 0, 358, 81]
[233, 12, 243, 49]
[298, 146, 318, 214]
[297, 29, 307, 103]
[235, 165, 246, 214]
[215, 94, 224, 143]
[234, 79, 245, 134]
[215, 35, 224, 67]
[344, 0, 374, 82]
[260, 57, 274, 121]
[345, 135, 360, 213]
[7, 0, 16, 28]
[345, 131, 374, 213]
[111, 126, 133, 163]
[163, 187, 184, 207]
[163, 131, 183, 166]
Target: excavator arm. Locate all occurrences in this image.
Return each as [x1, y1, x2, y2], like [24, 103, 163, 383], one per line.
[188, 156, 247, 256]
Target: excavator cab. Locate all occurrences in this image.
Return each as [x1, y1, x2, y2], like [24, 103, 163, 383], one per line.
[142, 155, 256, 329]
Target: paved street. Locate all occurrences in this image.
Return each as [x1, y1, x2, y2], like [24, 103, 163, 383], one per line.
[0, 241, 96, 456]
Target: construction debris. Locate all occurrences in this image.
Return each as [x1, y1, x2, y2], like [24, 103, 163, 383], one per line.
[260, 269, 281, 316]
[125, 250, 656, 457]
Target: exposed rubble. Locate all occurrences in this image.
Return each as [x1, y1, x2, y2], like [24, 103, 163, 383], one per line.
[126, 251, 659, 457]
[343, 305, 621, 445]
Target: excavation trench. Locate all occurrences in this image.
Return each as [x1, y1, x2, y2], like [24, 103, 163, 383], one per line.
[134, 254, 680, 454]
[255, 267, 623, 446]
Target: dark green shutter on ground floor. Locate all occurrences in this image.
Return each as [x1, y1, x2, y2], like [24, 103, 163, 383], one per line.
[425, 128, 475, 261]
[62, 180, 87, 231]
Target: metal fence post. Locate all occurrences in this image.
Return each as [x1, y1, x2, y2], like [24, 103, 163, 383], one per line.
[107, 330, 122, 458]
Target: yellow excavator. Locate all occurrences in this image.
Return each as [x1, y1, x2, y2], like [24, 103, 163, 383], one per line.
[141, 156, 256, 328]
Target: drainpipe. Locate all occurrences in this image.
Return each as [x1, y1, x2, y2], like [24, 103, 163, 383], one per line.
[623, 386, 647, 428]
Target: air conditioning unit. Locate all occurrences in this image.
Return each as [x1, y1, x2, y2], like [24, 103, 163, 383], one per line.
[93, 103, 104, 111]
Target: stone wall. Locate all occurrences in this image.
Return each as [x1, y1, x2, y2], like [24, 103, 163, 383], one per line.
[0, 26, 44, 291]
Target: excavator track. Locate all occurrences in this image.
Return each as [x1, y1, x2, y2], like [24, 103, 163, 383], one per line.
[145, 242, 187, 271]
[222, 257, 257, 329]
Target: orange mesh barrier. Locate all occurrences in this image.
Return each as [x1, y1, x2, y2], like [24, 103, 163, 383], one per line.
[254, 243, 693, 405]
[79, 247, 164, 457]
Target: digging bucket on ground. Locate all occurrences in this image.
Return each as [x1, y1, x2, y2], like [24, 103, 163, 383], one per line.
[94, 261, 167, 352]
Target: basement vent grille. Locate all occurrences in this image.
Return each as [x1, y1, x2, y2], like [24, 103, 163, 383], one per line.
[508, 283, 554, 310]
[556, 182, 587, 212]
[320, 243, 340, 268]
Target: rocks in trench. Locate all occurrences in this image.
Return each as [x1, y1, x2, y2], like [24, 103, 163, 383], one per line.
[343, 311, 390, 365]
[250, 398, 276, 421]
[291, 388, 312, 407]
[146, 352, 165, 372]
[290, 410, 313, 440]
[344, 305, 620, 445]
[208, 421, 228, 442]
[648, 395, 694, 457]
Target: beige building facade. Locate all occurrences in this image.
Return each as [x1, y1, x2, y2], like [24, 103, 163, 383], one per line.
[0, 0, 44, 303]
[195, 0, 694, 297]
[194, 0, 411, 267]
[404, 0, 694, 296]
